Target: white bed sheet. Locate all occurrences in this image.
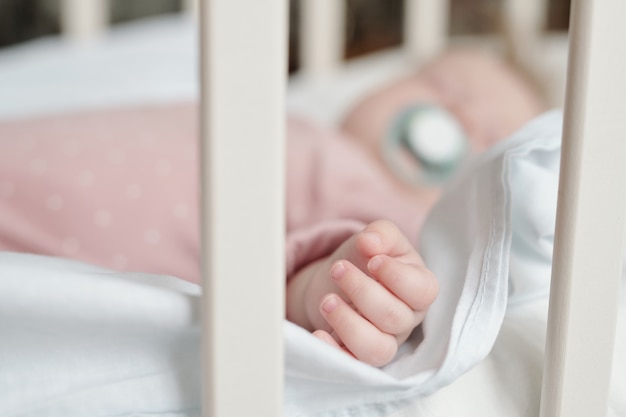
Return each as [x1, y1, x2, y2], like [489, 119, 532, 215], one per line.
[0, 252, 202, 417]
[0, 15, 198, 121]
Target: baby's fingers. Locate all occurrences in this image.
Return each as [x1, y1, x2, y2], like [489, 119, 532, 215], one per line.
[312, 329, 344, 350]
[312, 329, 358, 360]
[319, 294, 398, 367]
[368, 255, 439, 312]
[331, 260, 417, 335]
[356, 220, 423, 262]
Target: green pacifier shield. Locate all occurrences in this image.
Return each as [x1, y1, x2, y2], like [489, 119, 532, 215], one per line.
[384, 104, 468, 185]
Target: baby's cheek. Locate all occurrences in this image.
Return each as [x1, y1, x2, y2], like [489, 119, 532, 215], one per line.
[341, 80, 439, 155]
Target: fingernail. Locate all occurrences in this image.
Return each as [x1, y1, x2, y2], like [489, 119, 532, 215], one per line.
[321, 295, 338, 313]
[330, 262, 346, 280]
[368, 255, 383, 272]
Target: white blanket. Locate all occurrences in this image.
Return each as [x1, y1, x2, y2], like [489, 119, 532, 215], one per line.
[1, 112, 625, 417]
[0, 254, 202, 417]
[284, 110, 563, 416]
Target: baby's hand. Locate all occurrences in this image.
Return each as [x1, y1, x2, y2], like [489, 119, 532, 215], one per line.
[313, 220, 438, 367]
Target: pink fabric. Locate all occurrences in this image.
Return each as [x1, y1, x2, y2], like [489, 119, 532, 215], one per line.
[0, 103, 425, 284]
[284, 116, 427, 277]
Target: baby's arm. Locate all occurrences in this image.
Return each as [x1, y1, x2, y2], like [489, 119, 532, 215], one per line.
[286, 220, 438, 367]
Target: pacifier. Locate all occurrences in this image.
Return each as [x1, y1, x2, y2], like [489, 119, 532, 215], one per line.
[383, 103, 469, 185]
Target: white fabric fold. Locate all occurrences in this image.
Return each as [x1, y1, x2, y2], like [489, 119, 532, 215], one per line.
[0, 253, 203, 417]
[284, 110, 564, 416]
[285, 142, 501, 414]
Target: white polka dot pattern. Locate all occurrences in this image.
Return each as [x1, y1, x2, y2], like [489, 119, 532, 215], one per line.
[0, 103, 200, 283]
[46, 195, 64, 211]
[125, 184, 142, 199]
[29, 158, 47, 175]
[173, 203, 189, 219]
[156, 160, 172, 176]
[94, 209, 112, 228]
[0, 180, 14, 198]
[111, 253, 128, 269]
[107, 149, 126, 165]
[61, 237, 81, 254]
[77, 170, 95, 187]
[144, 229, 161, 245]
[62, 141, 81, 158]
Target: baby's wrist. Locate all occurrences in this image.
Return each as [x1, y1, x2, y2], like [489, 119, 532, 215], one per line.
[286, 257, 328, 331]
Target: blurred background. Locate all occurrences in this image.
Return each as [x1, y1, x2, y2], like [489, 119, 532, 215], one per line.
[0, 0, 572, 123]
[0, 0, 571, 72]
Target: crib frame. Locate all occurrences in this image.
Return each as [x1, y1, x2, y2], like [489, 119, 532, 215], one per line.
[198, 1, 286, 416]
[56, 0, 625, 416]
[540, 1, 626, 415]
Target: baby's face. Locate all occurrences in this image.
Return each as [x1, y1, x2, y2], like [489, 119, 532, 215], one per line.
[340, 49, 546, 172]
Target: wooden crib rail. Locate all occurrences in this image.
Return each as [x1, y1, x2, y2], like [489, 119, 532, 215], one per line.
[60, 0, 108, 42]
[298, 0, 451, 76]
[59, 0, 199, 42]
[403, 0, 449, 64]
[198, 1, 287, 416]
[540, 0, 626, 416]
[502, 0, 547, 66]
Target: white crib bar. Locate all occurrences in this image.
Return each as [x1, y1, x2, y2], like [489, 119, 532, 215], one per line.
[403, 0, 448, 63]
[300, 0, 345, 77]
[184, 0, 199, 15]
[199, 1, 287, 416]
[540, 1, 626, 416]
[502, 0, 547, 64]
[60, 0, 108, 42]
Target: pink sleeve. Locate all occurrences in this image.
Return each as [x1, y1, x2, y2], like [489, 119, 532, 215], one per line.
[285, 117, 424, 279]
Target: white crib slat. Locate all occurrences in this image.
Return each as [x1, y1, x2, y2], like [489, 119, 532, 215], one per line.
[503, 0, 547, 64]
[403, 0, 448, 63]
[300, 0, 345, 76]
[184, 0, 198, 16]
[60, 0, 108, 42]
[199, 1, 286, 416]
[540, 1, 626, 416]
